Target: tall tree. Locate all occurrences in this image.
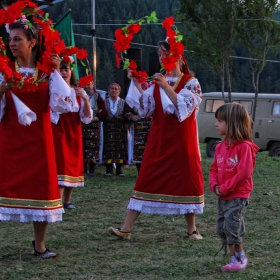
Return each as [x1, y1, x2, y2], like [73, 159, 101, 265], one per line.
[176, 0, 243, 102]
[239, 0, 280, 122]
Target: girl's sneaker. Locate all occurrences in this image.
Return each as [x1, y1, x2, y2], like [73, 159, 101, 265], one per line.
[221, 256, 248, 272]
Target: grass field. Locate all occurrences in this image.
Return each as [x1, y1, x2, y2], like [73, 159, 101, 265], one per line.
[1, 144, 280, 280]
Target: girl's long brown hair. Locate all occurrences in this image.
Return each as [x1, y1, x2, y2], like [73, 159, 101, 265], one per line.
[215, 102, 252, 141]
[60, 60, 78, 87]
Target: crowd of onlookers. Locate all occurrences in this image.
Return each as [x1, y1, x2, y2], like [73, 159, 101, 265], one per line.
[82, 80, 152, 179]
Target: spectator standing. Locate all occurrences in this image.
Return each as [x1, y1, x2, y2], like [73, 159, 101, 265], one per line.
[102, 83, 131, 176]
[82, 81, 106, 176]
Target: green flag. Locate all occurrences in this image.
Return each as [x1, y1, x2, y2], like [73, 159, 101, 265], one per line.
[54, 10, 79, 79]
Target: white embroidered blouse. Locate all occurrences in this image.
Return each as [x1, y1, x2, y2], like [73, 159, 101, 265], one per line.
[0, 68, 77, 125]
[50, 87, 93, 125]
[126, 75, 202, 122]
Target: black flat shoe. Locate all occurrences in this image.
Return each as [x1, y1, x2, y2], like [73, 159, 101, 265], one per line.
[32, 240, 58, 259]
[63, 203, 76, 210]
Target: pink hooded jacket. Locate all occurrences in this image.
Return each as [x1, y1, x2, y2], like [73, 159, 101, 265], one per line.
[209, 139, 259, 200]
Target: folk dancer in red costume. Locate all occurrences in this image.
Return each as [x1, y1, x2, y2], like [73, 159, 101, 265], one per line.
[51, 58, 93, 210]
[108, 40, 204, 240]
[0, 20, 73, 257]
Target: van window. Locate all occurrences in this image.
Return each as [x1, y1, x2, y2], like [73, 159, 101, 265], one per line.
[272, 102, 280, 116]
[233, 100, 252, 114]
[205, 99, 225, 112]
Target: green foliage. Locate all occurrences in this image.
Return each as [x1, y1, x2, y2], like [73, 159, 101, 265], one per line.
[123, 58, 130, 70]
[146, 11, 158, 24]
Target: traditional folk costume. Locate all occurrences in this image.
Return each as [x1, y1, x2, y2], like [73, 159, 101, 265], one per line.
[82, 90, 106, 175]
[125, 74, 204, 215]
[0, 66, 72, 222]
[51, 88, 93, 187]
[102, 97, 130, 175]
[127, 107, 152, 174]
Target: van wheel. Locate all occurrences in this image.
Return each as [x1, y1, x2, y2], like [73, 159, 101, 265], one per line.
[206, 139, 220, 158]
[269, 142, 280, 157]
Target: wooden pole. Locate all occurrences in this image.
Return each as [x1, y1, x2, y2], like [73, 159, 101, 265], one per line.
[91, 0, 96, 85]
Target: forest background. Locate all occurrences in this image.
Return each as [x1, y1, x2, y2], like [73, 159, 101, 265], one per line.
[2, 0, 280, 95]
[43, 0, 280, 95]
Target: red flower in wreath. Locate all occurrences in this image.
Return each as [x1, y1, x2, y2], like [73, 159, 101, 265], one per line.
[12, 71, 23, 84]
[37, 54, 57, 75]
[162, 17, 175, 29]
[76, 49, 88, 60]
[161, 17, 185, 73]
[60, 46, 79, 56]
[0, 10, 6, 26]
[161, 55, 178, 73]
[127, 23, 141, 35]
[53, 40, 67, 55]
[169, 39, 185, 59]
[0, 55, 9, 68]
[128, 60, 138, 72]
[23, 77, 38, 91]
[114, 29, 133, 53]
[5, 1, 26, 23]
[1, 64, 13, 80]
[166, 28, 177, 40]
[78, 74, 93, 87]
[115, 53, 122, 68]
[62, 56, 71, 63]
[136, 71, 149, 83]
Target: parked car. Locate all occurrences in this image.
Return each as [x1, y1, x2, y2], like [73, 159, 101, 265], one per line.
[197, 92, 280, 157]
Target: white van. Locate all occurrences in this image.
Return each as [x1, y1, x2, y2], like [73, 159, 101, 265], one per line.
[197, 92, 280, 157]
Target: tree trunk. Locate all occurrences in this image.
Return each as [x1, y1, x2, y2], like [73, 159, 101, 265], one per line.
[226, 56, 232, 102]
[220, 63, 225, 101]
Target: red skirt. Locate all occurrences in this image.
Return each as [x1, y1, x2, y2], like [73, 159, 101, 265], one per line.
[129, 81, 204, 214]
[0, 76, 63, 222]
[52, 105, 84, 187]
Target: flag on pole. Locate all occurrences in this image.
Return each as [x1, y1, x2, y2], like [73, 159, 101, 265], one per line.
[54, 10, 79, 78]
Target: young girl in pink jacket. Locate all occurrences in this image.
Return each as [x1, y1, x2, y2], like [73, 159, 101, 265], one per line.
[210, 102, 259, 272]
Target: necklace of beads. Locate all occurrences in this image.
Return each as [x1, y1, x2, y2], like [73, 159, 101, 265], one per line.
[15, 61, 39, 81]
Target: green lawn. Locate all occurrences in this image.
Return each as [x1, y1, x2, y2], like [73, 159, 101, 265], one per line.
[1, 145, 280, 280]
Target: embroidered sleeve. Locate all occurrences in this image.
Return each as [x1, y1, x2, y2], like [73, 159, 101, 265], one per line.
[176, 78, 202, 122]
[0, 74, 6, 121]
[125, 80, 155, 118]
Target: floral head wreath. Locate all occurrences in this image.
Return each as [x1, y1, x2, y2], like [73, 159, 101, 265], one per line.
[114, 12, 185, 83]
[61, 56, 76, 70]
[8, 15, 34, 34]
[0, 0, 92, 91]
